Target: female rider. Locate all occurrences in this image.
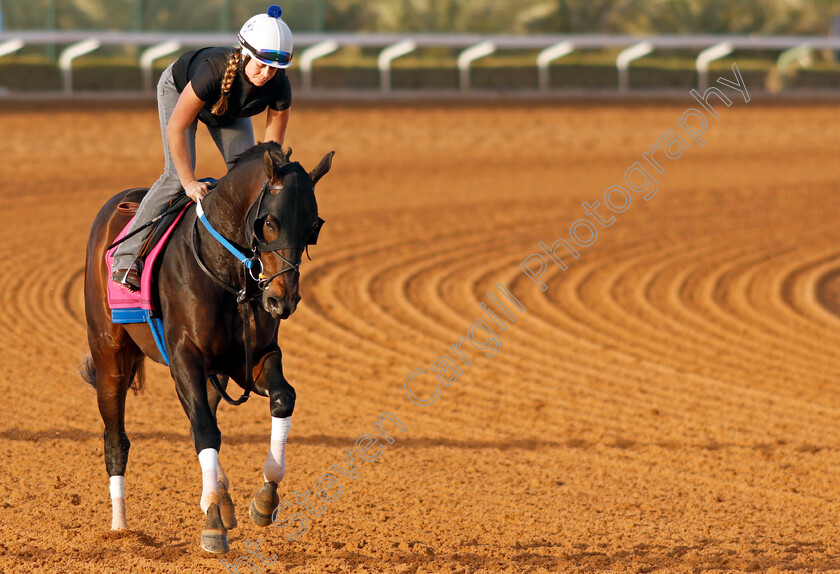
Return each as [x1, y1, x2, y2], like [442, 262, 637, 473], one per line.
[112, 5, 293, 291]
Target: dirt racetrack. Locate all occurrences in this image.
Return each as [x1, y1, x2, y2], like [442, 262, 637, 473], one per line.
[3, 97, 840, 573]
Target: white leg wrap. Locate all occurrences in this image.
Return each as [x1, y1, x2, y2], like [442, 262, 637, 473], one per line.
[109, 475, 125, 499]
[198, 448, 220, 514]
[109, 476, 127, 530]
[263, 416, 291, 483]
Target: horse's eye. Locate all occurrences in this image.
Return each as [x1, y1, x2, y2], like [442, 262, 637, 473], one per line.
[264, 219, 275, 230]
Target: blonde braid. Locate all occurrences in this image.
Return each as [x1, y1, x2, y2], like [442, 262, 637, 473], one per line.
[211, 47, 241, 116]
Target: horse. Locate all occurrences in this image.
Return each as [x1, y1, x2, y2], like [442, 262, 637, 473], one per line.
[81, 142, 333, 553]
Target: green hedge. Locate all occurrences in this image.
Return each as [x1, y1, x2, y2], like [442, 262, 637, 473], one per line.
[0, 56, 825, 93]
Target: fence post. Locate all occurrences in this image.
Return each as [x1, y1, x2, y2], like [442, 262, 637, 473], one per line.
[378, 39, 416, 92]
[60, 39, 101, 93]
[140, 41, 181, 92]
[458, 41, 495, 91]
[776, 44, 812, 91]
[537, 41, 574, 92]
[299, 40, 339, 92]
[616, 41, 653, 93]
[0, 39, 23, 59]
[696, 42, 733, 92]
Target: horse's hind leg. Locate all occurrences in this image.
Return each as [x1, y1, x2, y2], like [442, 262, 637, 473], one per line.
[207, 376, 236, 529]
[93, 345, 142, 530]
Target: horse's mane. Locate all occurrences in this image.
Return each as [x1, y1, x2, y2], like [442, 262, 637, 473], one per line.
[232, 142, 291, 168]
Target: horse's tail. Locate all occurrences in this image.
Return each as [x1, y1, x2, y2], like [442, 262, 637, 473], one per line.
[79, 354, 97, 388]
[79, 354, 146, 394]
[129, 361, 146, 394]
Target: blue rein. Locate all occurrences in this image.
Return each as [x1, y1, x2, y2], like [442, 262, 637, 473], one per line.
[192, 194, 258, 407]
[195, 199, 258, 270]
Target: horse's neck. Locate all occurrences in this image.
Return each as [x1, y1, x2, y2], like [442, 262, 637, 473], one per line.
[203, 167, 262, 240]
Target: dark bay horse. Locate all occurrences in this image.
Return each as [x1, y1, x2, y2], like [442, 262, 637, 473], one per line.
[81, 143, 333, 553]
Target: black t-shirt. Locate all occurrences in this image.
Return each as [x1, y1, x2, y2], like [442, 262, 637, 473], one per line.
[171, 47, 292, 127]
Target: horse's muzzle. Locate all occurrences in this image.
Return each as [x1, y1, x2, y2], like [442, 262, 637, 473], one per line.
[263, 293, 300, 319]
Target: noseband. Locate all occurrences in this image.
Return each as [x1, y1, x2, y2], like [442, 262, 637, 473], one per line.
[254, 250, 299, 291]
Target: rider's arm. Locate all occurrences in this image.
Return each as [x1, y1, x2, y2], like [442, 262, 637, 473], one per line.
[265, 107, 289, 146]
[167, 83, 210, 201]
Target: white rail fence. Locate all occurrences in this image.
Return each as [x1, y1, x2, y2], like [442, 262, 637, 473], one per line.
[1, 31, 840, 96]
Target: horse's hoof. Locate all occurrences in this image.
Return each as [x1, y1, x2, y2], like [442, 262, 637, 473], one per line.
[218, 480, 237, 530]
[249, 481, 279, 527]
[200, 502, 230, 554]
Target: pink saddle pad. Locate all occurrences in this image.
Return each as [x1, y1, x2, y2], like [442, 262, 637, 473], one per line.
[106, 205, 191, 311]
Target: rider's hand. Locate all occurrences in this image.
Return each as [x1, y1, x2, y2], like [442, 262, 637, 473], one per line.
[184, 179, 210, 202]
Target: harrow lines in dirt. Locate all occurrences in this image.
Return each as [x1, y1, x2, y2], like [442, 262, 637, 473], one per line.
[4, 102, 840, 573]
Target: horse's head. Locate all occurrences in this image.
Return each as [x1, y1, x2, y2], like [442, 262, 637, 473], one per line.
[248, 147, 333, 319]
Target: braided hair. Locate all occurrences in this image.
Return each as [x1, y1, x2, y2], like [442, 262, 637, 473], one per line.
[210, 47, 241, 116]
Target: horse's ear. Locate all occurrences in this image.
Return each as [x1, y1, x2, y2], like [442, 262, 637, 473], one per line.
[263, 150, 276, 181]
[310, 151, 334, 187]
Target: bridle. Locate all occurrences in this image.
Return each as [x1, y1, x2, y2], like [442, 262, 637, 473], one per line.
[191, 162, 322, 301]
[189, 163, 323, 406]
[191, 191, 299, 300]
[256, 251, 298, 290]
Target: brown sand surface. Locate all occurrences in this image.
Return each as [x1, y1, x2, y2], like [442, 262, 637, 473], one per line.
[1, 98, 840, 573]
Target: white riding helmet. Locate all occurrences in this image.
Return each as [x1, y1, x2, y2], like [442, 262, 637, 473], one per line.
[237, 5, 293, 69]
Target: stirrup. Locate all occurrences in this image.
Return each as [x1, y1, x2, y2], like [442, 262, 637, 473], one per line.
[112, 259, 142, 292]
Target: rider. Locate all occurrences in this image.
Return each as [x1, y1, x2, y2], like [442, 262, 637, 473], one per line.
[111, 5, 294, 291]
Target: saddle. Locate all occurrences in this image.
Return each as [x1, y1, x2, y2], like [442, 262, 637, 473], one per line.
[105, 191, 200, 365]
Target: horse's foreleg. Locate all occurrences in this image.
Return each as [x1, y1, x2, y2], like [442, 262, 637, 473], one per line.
[262, 352, 295, 483]
[250, 351, 294, 527]
[207, 376, 236, 530]
[173, 359, 228, 553]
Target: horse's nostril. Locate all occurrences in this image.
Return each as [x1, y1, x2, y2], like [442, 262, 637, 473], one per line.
[264, 296, 293, 319]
